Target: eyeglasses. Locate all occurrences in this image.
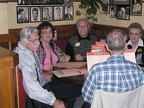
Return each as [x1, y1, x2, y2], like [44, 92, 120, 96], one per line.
[78, 24, 87, 28]
[27, 39, 39, 44]
[129, 32, 141, 36]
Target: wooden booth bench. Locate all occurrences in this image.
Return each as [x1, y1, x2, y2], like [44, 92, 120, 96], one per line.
[0, 24, 142, 108]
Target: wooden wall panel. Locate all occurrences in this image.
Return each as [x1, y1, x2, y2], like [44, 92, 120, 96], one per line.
[1, 24, 144, 51]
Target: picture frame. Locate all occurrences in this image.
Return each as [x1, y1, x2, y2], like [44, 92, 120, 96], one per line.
[64, 0, 73, 5]
[100, 0, 109, 14]
[53, 6, 63, 21]
[17, 6, 29, 23]
[114, 0, 129, 5]
[31, 0, 64, 5]
[130, 0, 142, 16]
[109, 5, 116, 18]
[17, 0, 30, 5]
[30, 6, 41, 22]
[64, 5, 74, 20]
[42, 6, 53, 21]
[116, 5, 130, 20]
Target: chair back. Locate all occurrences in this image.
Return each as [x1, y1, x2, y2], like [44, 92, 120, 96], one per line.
[91, 85, 144, 108]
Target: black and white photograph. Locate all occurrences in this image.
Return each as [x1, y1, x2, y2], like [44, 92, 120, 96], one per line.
[109, 5, 116, 18]
[17, 0, 30, 5]
[30, 6, 41, 22]
[17, 6, 29, 23]
[114, 0, 129, 5]
[64, 5, 73, 20]
[42, 6, 53, 21]
[53, 6, 63, 21]
[100, 0, 109, 14]
[116, 5, 130, 20]
[131, 0, 142, 16]
[64, 0, 73, 5]
[31, 0, 64, 5]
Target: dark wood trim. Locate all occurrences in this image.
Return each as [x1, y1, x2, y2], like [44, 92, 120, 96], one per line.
[1, 24, 144, 50]
[0, 0, 82, 2]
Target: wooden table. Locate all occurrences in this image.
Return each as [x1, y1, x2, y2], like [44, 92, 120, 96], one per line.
[60, 74, 84, 85]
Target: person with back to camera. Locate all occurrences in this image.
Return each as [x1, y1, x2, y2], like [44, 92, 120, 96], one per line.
[13, 26, 81, 108]
[82, 29, 144, 108]
[36, 21, 81, 108]
[127, 22, 144, 67]
[65, 18, 99, 62]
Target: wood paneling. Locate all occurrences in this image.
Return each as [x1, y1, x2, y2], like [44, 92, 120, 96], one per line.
[0, 0, 82, 2]
[1, 24, 144, 51]
[0, 47, 19, 108]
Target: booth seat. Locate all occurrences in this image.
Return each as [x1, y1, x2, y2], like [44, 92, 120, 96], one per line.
[18, 70, 26, 108]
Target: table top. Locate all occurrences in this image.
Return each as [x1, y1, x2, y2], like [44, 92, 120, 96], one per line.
[60, 74, 84, 85]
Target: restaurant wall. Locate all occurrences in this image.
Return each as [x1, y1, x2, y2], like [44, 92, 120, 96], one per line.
[0, 2, 144, 34]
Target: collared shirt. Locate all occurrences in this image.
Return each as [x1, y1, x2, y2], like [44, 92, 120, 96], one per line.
[13, 42, 56, 106]
[128, 38, 144, 52]
[82, 54, 144, 104]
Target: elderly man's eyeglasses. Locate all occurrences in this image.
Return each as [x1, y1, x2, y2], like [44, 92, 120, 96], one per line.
[27, 39, 39, 44]
[129, 32, 141, 36]
[78, 24, 87, 28]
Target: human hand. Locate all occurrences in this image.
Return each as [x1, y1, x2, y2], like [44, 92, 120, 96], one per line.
[43, 70, 52, 82]
[53, 99, 66, 108]
[74, 54, 86, 61]
[64, 54, 70, 62]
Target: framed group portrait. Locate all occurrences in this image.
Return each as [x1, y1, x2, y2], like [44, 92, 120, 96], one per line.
[116, 5, 130, 20]
[109, 5, 116, 18]
[53, 6, 63, 21]
[64, 5, 74, 20]
[64, 0, 73, 5]
[42, 6, 53, 21]
[17, 0, 30, 5]
[31, 0, 64, 5]
[17, 6, 29, 23]
[100, 0, 109, 14]
[130, 0, 142, 16]
[114, 0, 129, 5]
[30, 6, 41, 22]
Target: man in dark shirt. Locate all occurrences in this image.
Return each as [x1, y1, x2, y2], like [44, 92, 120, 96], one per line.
[65, 18, 99, 62]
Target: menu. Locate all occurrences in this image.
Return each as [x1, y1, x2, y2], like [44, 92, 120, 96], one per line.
[53, 62, 87, 69]
[87, 42, 136, 71]
[52, 68, 87, 78]
[52, 62, 87, 78]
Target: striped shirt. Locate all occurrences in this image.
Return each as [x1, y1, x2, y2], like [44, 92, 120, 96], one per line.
[65, 33, 99, 61]
[82, 54, 144, 104]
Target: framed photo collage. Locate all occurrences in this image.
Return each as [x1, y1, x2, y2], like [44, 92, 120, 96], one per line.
[100, 0, 142, 20]
[17, 0, 74, 23]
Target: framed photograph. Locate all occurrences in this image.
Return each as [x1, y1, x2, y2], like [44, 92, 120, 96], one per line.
[114, 0, 129, 5]
[64, 0, 73, 5]
[116, 5, 130, 20]
[64, 5, 74, 20]
[17, 0, 30, 5]
[109, 5, 116, 18]
[131, 0, 142, 16]
[100, 0, 109, 14]
[31, 0, 64, 5]
[30, 6, 41, 22]
[17, 6, 29, 23]
[42, 6, 53, 21]
[53, 6, 63, 21]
